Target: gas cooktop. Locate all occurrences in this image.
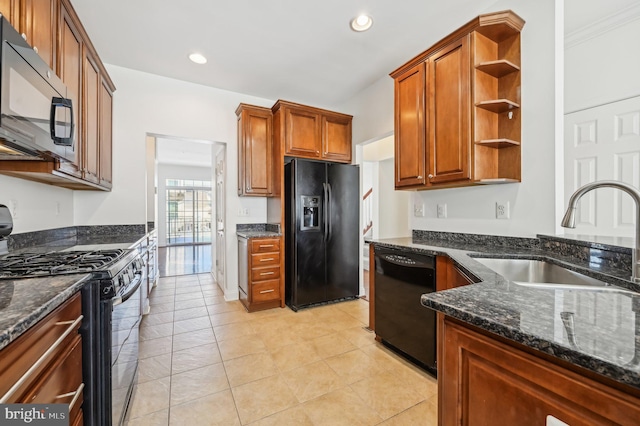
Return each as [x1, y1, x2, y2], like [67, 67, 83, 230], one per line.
[0, 249, 126, 279]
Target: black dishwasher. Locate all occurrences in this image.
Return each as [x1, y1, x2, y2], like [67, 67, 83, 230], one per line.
[374, 247, 436, 374]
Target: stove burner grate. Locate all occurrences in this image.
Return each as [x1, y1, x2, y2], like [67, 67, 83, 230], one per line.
[0, 249, 126, 278]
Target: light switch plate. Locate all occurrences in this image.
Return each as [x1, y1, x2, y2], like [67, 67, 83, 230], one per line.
[413, 204, 425, 217]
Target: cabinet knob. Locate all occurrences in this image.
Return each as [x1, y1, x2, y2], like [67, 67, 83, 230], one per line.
[428, 174, 434, 179]
[33, 46, 38, 53]
[21, 33, 27, 41]
[417, 176, 423, 179]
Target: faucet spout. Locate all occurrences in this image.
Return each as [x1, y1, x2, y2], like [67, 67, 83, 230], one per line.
[561, 180, 640, 283]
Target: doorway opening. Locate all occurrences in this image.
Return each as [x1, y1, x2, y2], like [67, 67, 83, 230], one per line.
[165, 178, 212, 245]
[146, 134, 226, 285]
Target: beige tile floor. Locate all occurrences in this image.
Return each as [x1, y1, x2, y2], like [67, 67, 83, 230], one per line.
[126, 274, 438, 426]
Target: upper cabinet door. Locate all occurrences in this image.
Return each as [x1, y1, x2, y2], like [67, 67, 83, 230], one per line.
[321, 113, 352, 163]
[0, 0, 19, 27]
[83, 50, 100, 184]
[237, 105, 273, 196]
[99, 79, 113, 188]
[57, 2, 82, 178]
[428, 35, 470, 185]
[394, 62, 427, 189]
[22, 0, 56, 69]
[284, 106, 321, 159]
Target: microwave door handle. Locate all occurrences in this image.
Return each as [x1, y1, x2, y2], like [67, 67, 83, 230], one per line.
[50, 97, 74, 146]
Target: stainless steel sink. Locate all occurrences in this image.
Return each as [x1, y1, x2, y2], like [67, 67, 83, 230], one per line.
[474, 258, 607, 286]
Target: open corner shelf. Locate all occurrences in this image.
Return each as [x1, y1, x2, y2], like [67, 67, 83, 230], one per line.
[476, 60, 520, 78]
[475, 99, 520, 113]
[475, 139, 520, 148]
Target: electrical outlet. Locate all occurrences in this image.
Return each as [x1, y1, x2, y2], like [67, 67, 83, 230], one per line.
[496, 201, 510, 219]
[413, 204, 425, 217]
[238, 208, 249, 217]
[437, 204, 447, 219]
[55, 202, 61, 216]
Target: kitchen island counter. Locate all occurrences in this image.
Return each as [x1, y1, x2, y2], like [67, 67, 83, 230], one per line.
[367, 234, 640, 391]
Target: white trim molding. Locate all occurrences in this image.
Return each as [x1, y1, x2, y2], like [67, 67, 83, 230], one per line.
[565, 3, 640, 49]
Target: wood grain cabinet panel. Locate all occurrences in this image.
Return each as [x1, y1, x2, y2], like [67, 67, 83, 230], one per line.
[236, 104, 273, 196]
[0, 293, 83, 422]
[321, 112, 352, 162]
[83, 50, 100, 184]
[239, 237, 284, 312]
[391, 10, 523, 190]
[273, 100, 352, 164]
[57, 1, 82, 178]
[394, 62, 426, 188]
[428, 36, 470, 185]
[0, 0, 19, 26]
[21, 0, 56, 69]
[99, 78, 113, 188]
[439, 316, 640, 426]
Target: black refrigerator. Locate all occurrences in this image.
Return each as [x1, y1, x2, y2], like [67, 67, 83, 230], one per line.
[285, 158, 359, 311]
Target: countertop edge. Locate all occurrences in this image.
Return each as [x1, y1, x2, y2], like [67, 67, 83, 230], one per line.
[0, 274, 90, 351]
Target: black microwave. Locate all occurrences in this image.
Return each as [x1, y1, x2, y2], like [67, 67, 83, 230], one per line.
[0, 16, 74, 161]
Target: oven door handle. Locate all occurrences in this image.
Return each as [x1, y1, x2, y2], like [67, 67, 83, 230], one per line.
[112, 272, 143, 307]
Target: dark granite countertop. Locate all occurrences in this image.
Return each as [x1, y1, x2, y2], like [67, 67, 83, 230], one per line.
[0, 225, 153, 351]
[0, 273, 89, 351]
[236, 223, 282, 239]
[367, 234, 640, 390]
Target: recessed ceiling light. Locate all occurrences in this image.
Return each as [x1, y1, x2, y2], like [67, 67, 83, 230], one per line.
[350, 14, 373, 32]
[188, 53, 207, 64]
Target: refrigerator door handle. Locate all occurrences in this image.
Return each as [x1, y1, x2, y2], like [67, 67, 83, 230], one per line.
[327, 183, 333, 242]
[322, 183, 328, 242]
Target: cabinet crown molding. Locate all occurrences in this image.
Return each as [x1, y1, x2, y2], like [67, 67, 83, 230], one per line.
[389, 9, 524, 79]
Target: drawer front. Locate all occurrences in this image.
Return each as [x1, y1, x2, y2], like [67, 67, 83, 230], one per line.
[23, 335, 83, 417]
[252, 279, 281, 302]
[251, 238, 280, 253]
[0, 292, 82, 401]
[251, 266, 280, 282]
[251, 252, 280, 267]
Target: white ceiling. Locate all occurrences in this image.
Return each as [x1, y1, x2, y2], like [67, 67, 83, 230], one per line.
[70, 1, 634, 109]
[156, 138, 212, 167]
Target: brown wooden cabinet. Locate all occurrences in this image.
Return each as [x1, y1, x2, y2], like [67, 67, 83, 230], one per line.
[394, 62, 426, 188]
[21, 0, 56, 69]
[0, 0, 19, 26]
[236, 104, 273, 196]
[428, 36, 471, 185]
[0, 0, 115, 191]
[391, 10, 524, 190]
[438, 315, 640, 425]
[273, 100, 352, 164]
[238, 236, 283, 312]
[436, 255, 478, 291]
[0, 293, 84, 426]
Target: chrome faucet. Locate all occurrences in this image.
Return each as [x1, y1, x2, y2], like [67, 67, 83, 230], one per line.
[561, 180, 640, 283]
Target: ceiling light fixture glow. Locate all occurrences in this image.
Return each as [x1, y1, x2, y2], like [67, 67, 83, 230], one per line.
[350, 14, 373, 32]
[189, 53, 207, 64]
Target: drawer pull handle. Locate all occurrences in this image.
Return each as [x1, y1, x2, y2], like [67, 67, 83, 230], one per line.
[260, 272, 275, 276]
[57, 382, 84, 410]
[0, 315, 83, 403]
[260, 289, 275, 294]
[259, 258, 275, 262]
[259, 244, 274, 248]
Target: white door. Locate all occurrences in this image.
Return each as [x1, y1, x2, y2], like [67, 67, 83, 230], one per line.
[564, 96, 640, 237]
[215, 147, 226, 291]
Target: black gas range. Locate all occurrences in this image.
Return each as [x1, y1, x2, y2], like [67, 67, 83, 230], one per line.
[0, 246, 144, 426]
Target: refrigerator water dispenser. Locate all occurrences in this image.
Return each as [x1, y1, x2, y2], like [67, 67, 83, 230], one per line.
[300, 195, 320, 230]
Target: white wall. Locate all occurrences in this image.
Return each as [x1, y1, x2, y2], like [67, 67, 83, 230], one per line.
[565, 12, 640, 113]
[73, 65, 274, 300]
[156, 163, 212, 247]
[0, 174, 74, 233]
[337, 0, 559, 238]
[377, 158, 411, 239]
